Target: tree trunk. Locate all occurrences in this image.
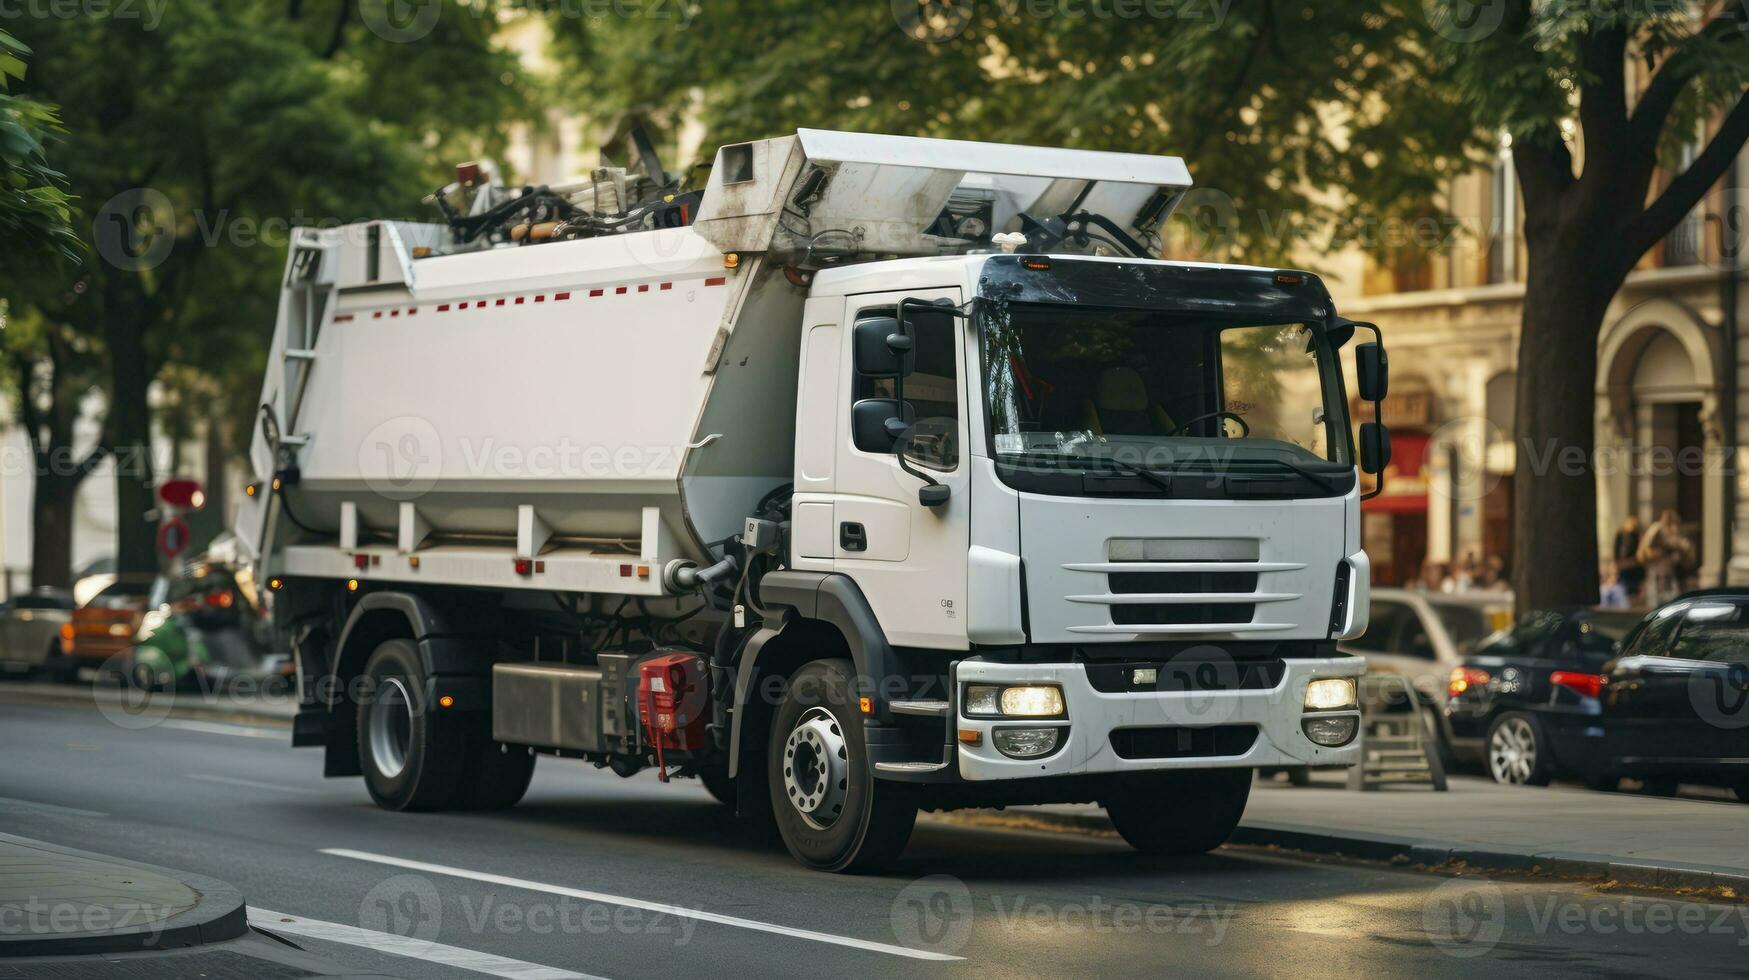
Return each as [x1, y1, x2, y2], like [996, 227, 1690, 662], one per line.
[1510, 244, 1619, 615]
[104, 280, 159, 576]
[29, 470, 78, 590]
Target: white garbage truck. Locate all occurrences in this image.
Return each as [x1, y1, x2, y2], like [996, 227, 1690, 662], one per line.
[236, 129, 1390, 872]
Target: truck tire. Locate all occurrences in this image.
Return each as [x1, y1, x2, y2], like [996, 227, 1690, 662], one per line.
[1100, 768, 1252, 855]
[357, 639, 464, 811]
[767, 659, 915, 873]
[456, 726, 536, 811]
[699, 765, 737, 808]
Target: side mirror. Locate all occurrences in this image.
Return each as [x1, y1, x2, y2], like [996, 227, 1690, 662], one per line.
[1360, 421, 1392, 475]
[852, 316, 914, 378]
[851, 398, 913, 453]
[1356, 341, 1389, 402]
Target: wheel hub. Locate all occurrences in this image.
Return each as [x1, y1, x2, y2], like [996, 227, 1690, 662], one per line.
[1489, 719, 1534, 784]
[783, 707, 849, 830]
[368, 677, 414, 779]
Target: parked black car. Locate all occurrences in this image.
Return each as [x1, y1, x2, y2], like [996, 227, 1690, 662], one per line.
[1594, 591, 1749, 800]
[1444, 607, 1644, 788]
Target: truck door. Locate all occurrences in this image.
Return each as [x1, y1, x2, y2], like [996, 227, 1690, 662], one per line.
[834, 288, 971, 650]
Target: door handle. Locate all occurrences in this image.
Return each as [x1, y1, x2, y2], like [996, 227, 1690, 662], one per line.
[840, 522, 867, 552]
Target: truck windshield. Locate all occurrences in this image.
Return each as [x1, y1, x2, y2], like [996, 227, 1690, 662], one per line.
[980, 302, 1350, 471]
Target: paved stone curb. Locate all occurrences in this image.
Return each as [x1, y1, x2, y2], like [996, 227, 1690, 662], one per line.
[0, 832, 249, 957]
[976, 808, 1749, 897]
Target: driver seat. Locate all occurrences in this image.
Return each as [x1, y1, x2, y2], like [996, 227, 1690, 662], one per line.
[1083, 367, 1175, 436]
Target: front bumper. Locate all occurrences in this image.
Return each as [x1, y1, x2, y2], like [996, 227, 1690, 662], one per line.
[953, 656, 1365, 781]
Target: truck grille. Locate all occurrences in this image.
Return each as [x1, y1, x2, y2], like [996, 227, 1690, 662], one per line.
[1062, 537, 1300, 635]
[1108, 724, 1259, 760]
[1083, 658, 1286, 693]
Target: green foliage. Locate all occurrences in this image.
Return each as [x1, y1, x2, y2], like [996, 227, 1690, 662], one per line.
[0, 29, 79, 276]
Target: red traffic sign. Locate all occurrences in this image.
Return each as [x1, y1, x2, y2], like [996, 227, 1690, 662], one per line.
[158, 516, 191, 558]
[158, 478, 205, 509]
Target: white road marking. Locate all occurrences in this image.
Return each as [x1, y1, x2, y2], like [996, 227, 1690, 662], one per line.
[321, 848, 966, 962]
[185, 773, 319, 795]
[154, 718, 286, 740]
[0, 795, 106, 818]
[251, 908, 598, 980]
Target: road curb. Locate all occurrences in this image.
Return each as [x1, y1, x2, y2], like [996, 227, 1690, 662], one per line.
[972, 809, 1747, 897]
[0, 832, 249, 957]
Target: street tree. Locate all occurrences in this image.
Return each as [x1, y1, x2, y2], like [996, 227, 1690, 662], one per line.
[558, 0, 1748, 611]
[0, 28, 98, 590]
[10, 1, 528, 574]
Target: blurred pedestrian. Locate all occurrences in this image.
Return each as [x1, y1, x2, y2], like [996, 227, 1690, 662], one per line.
[1477, 554, 1511, 593]
[1599, 562, 1630, 609]
[1637, 509, 1695, 606]
[1413, 560, 1446, 593]
[1449, 553, 1478, 593]
[1612, 515, 1644, 603]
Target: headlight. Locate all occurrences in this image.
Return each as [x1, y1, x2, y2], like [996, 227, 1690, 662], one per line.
[964, 684, 1065, 718]
[1303, 677, 1357, 711]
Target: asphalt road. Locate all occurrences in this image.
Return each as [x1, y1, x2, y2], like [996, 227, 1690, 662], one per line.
[4, 697, 1748, 979]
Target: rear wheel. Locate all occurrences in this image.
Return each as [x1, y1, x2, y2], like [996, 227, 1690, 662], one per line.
[1101, 768, 1252, 855]
[357, 640, 462, 811]
[356, 640, 534, 812]
[766, 659, 915, 872]
[1486, 712, 1554, 787]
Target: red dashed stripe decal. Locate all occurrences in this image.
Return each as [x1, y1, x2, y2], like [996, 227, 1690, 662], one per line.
[347, 276, 725, 321]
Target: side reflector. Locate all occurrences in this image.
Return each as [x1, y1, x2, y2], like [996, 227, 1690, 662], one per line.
[957, 729, 982, 746]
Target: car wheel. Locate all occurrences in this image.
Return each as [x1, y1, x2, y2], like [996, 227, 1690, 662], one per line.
[1101, 768, 1252, 855]
[1486, 712, 1554, 786]
[766, 659, 916, 873]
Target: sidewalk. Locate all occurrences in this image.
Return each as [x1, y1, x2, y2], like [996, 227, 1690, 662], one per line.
[0, 679, 296, 725]
[0, 832, 247, 956]
[1002, 775, 1749, 897]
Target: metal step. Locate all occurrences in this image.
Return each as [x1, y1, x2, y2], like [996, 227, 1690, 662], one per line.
[888, 700, 950, 718]
[874, 761, 948, 774]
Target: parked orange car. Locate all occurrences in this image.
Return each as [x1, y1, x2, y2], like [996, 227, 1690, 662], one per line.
[62, 575, 168, 677]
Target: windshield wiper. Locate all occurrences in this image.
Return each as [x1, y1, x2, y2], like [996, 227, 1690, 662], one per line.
[1000, 449, 1173, 493]
[1092, 455, 1173, 493]
[1224, 457, 1345, 490]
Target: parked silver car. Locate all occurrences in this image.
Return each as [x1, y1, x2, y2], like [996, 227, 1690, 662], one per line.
[0, 588, 78, 678]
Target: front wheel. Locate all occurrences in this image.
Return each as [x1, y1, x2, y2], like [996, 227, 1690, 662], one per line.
[767, 659, 915, 873]
[1100, 768, 1252, 855]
